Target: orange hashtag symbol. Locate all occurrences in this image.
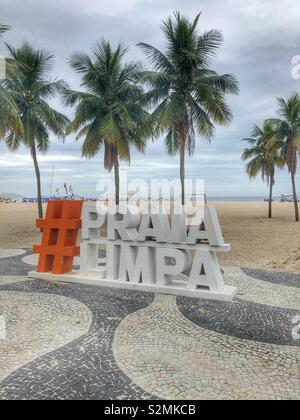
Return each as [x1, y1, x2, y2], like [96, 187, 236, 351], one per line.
[33, 200, 83, 275]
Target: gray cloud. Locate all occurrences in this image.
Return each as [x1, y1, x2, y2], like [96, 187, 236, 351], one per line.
[0, 0, 300, 198]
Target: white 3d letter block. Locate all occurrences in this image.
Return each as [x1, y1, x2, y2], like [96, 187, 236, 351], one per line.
[138, 214, 172, 242]
[108, 205, 140, 241]
[119, 245, 155, 284]
[80, 241, 106, 278]
[187, 206, 224, 246]
[188, 251, 225, 292]
[82, 204, 108, 240]
[156, 248, 191, 286]
[169, 213, 188, 243]
[106, 244, 121, 280]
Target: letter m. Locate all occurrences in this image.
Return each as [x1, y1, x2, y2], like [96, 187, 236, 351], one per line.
[119, 245, 155, 284]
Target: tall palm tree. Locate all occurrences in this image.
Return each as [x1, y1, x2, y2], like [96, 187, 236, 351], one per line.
[269, 94, 300, 222]
[64, 40, 149, 205]
[242, 121, 284, 218]
[138, 11, 239, 205]
[1, 43, 69, 218]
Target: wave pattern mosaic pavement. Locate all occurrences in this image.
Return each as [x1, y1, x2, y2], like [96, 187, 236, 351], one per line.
[0, 250, 299, 400]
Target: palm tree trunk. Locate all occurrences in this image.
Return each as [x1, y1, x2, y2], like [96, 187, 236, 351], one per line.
[268, 178, 273, 219]
[31, 142, 43, 219]
[291, 172, 299, 222]
[114, 157, 120, 206]
[180, 142, 185, 206]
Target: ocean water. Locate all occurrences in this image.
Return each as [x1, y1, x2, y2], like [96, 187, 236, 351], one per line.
[207, 196, 274, 202]
[91, 195, 284, 202]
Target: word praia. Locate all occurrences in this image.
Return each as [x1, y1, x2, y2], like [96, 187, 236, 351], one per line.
[80, 205, 237, 301]
[82, 204, 222, 245]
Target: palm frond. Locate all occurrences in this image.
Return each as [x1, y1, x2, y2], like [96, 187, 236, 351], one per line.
[0, 24, 10, 37]
[69, 52, 93, 74]
[37, 99, 70, 139]
[246, 156, 265, 179]
[137, 43, 175, 73]
[194, 70, 239, 95]
[164, 129, 180, 156]
[196, 29, 224, 66]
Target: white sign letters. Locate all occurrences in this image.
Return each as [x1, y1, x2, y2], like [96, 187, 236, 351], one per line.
[78, 204, 237, 301]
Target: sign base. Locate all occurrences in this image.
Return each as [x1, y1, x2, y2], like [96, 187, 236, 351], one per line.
[28, 271, 238, 302]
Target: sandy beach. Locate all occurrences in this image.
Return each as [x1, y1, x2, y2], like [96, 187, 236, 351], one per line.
[0, 201, 299, 274]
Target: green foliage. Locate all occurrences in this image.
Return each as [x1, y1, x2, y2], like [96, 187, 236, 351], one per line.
[242, 121, 284, 185]
[64, 39, 149, 171]
[1, 42, 69, 153]
[268, 93, 300, 175]
[138, 11, 239, 156]
[0, 24, 20, 137]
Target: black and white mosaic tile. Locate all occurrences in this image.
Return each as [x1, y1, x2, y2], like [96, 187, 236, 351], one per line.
[177, 296, 300, 347]
[0, 250, 299, 400]
[0, 279, 157, 400]
[242, 267, 300, 289]
[113, 294, 300, 400]
[0, 249, 32, 276]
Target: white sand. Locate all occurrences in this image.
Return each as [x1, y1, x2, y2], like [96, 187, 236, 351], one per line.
[0, 201, 299, 273]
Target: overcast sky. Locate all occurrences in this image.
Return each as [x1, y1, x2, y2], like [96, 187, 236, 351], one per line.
[1, 0, 300, 198]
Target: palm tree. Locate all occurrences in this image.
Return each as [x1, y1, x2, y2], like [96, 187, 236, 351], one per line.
[1, 43, 69, 218]
[138, 11, 239, 205]
[242, 121, 284, 218]
[64, 40, 149, 205]
[269, 94, 300, 222]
